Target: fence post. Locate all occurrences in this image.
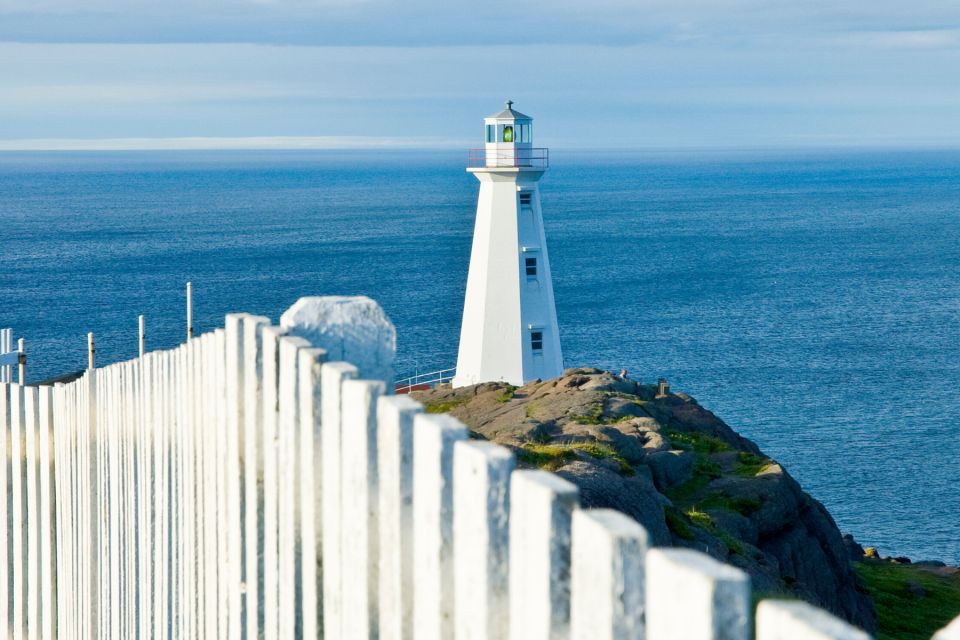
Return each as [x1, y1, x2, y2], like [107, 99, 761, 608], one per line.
[413, 413, 467, 640]
[260, 325, 288, 640]
[224, 314, 248, 640]
[10, 383, 25, 640]
[320, 361, 358, 639]
[139, 315, 145, 358]
[186, 282, 194, 340]
[241, 315, 270, 640]
[509, 470, 579, 640]
[202, 333, 220, 640]
[277, 334, 310, 640]
[755, 600, 869, 640]
[645, 548, 750, 640]
[340, 378, 386, 638]
[570, 509, 648, 640]
[1, 328, 8, 382]
[376, 395, 422, 640]
[17, 339, 25, 385]
[84, 367, 99, 640]
[37, 385, 56, 640]
[0, 382, 9, 633]
[297, 347, 327, 640]
[88, 333, 95, 370]
[26, 385, 43, 638]
[935, 615, 960, 639]
[453, 440, 514, 640]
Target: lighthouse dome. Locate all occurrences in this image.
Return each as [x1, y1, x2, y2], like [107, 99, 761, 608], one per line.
[487, 100, 532, 121]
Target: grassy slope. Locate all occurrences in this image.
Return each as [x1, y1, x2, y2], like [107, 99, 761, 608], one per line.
[855, 560, 960, 640]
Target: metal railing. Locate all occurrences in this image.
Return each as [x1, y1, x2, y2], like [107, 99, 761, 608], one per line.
[467, 148, 549, 169]
[394, 367, 456, 394]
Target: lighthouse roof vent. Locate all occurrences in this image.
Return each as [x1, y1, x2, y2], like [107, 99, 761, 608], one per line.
[487, 99, 531, 121]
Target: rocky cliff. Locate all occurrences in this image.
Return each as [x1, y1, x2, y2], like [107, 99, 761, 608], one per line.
[413, 367, 877, 632]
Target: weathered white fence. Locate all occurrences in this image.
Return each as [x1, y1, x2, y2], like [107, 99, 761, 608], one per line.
[1, 297, 957, 640]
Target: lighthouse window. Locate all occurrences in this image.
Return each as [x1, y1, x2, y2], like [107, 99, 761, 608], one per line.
[519, 192, 532, 207]
[502, 125, 514, 143]
[531, 331, 543, 352]
[525, 257, 538, 277]
[519, 123, 531, 143]
[486, 124, 496, 143]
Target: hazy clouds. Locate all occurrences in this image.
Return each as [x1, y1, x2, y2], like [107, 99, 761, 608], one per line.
[1, 0, 958, 148]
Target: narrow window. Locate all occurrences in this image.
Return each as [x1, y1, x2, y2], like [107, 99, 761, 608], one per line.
[525, 257, 537, 277]
[519, 192, 532, 207]
[519, 123, 531, 143]
[531, 331, 543, 352]
[486, 124, 496, 143]
[502, 125, 514, 143]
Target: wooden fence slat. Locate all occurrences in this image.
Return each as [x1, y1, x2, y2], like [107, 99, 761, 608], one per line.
[24, 384, 40, 640]
[261, 325, 288, 640]
[37, 385, 55, 640]
[376, 395, 422, 640]
[320, 361, 358, 640]
[453, 440, 514, 640]
[756, 600, 869, 640]
[241, 314, 270, 640]
[935, 615, 960, 640]
[277, 335, 311, 640]
[509, 470, 579, 640]
[0, 383, 10, 637]
[412, 413, 467, 640]
[645, 547, 750, 640]
[570, 509, 648, 640]
[225, 315, 248, 640]
[297, 347, 326, 640]
[340, 378, 386, 639]
[11, 383, 25, 640]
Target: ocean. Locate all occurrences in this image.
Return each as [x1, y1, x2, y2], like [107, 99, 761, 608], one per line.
[0, 148, 957, 563]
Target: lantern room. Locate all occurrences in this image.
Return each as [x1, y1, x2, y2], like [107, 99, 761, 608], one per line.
[484, 100, 533, 147]
[478, 100, 544, 168]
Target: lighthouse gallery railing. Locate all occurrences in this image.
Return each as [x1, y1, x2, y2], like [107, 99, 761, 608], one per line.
[467, 147, 549, 169]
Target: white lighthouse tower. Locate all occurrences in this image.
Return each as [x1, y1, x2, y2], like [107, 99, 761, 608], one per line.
[452, 101, 563, 388]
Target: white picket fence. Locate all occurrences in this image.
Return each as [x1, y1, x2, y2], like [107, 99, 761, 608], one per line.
[1, 297, 958, 640]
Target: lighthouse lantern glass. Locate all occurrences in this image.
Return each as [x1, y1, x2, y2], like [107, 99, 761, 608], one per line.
[502, 125, 514, 143]
[486, 124, 496, 143]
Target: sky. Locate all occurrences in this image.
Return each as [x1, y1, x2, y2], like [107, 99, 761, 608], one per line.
[1, 0, 959, 149]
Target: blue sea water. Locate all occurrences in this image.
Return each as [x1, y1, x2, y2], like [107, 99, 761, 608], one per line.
[0, 149, 958, 563]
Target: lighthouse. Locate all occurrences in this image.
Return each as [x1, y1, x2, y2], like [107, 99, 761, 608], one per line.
[452, 101, 563, 388]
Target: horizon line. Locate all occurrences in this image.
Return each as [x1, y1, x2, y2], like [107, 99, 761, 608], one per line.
[1, 136, 959, 153]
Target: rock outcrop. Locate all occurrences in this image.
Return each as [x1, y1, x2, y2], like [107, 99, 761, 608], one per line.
[413, 367, 876, 632]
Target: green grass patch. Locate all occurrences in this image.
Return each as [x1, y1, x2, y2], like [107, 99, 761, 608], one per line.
[423, 397, 470, 414]
[664, 506, 695, 540]
[568, 403, 604, 425]
[717, 530, 747, 556]
[856, 560, 960, 640]
[700, 493, 762, 517]
[517, 442, 634, 475]
[607, 413, 641, 424]
[664, 457, 723, 503]
[495, 386, 516, 403]
[685, 507, 713, 529]
[683, 507, 747, 556]
[734, 451, 771, 477]
[665, 428, 731, 454]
